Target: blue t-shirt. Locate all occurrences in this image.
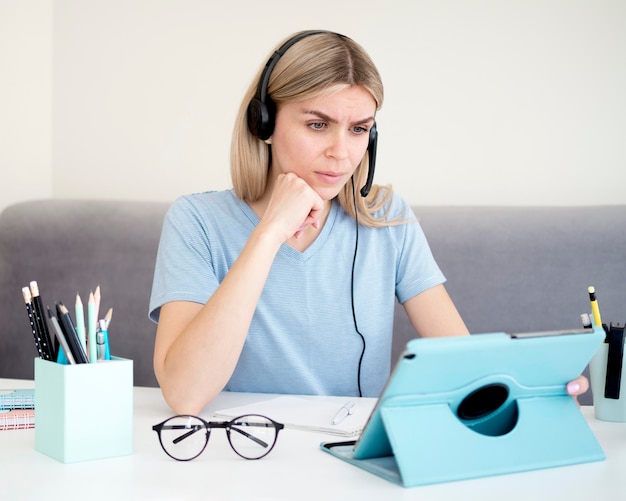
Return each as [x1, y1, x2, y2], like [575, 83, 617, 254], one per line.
[149, 190, 445, 397]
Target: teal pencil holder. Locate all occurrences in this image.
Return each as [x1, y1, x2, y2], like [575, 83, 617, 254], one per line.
[34, 357, 133, 463]
[590, 341, 626, 422]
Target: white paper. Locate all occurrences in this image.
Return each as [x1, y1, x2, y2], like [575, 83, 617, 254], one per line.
[212, 395, 378, 437]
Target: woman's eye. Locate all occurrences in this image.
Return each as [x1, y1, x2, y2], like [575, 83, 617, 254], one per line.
[352, 126, 368, 135]
[309, 122, 326, 130]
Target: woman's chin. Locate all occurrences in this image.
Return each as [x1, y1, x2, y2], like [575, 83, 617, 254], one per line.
[314, 186, 344, 201]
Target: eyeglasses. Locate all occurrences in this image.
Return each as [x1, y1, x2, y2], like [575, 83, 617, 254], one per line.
[152, 414, 284, 461]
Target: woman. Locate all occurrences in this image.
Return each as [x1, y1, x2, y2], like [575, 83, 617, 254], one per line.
[150, 30, 586, 414]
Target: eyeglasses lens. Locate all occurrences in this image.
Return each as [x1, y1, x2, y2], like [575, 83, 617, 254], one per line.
[159, 415, 209, 461]
[228, 414, 278, 459]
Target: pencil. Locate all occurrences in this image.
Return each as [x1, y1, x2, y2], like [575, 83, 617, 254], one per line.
[75, 293, 87, 353]
[88, 291, 97, 363]
[94, 285, 101, 324]
[21, 287, 44, 359]
[29, 281, 54, 360]
[104, 307, 113, 329]
[57, 302, 89, 364]
[588, 286, 603, 328]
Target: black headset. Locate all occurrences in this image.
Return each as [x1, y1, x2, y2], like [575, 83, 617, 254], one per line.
[246, 30, 378, 198]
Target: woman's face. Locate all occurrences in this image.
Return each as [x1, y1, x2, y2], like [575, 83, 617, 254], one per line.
[269, 85, 377, 201]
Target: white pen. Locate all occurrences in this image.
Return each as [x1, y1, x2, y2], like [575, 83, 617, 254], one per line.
[332, 401, 356, 425]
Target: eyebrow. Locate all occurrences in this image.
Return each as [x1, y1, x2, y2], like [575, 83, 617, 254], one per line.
[302, 109, 375, 127]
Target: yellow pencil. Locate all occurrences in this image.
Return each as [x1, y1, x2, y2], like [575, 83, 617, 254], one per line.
[587, 286, 603, 328]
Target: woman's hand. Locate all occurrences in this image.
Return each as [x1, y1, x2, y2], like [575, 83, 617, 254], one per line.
[566, 375, 590, 404]
[260, 172, 325, 242]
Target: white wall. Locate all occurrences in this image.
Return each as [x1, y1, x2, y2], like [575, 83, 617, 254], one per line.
[0, 0, 52, 210]
[2, 1, 625, 213]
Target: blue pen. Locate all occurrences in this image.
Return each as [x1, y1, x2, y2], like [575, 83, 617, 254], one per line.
[96, 331, 105, 361]
[98, 319, 111, 360]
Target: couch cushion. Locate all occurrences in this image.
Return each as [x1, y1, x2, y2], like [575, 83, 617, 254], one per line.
[0, 199, 168, 386]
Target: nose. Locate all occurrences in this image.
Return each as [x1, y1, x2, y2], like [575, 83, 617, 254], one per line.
[325, 130, 349, 161]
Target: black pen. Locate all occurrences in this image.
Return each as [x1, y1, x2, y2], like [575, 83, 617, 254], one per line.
[29, 281, 54, 360]
[47, 307, 76, 365]
[56, 302, 89, 364]
[21, 287, 44, 359]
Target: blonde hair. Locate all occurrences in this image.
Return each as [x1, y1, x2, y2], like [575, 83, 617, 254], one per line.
[231, 31, 399, 228]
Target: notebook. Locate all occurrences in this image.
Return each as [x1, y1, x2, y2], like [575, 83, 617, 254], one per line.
[0, 408, 35, 430]
[321, 328, 606, 487]
[0, 389, 35, 410]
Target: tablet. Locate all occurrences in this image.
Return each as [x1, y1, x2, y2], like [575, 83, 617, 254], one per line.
[352, 328, 603, 459]
[321, 327, 605, 485]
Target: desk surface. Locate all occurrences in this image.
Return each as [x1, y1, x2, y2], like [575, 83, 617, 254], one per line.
[2, 378, 626, 501]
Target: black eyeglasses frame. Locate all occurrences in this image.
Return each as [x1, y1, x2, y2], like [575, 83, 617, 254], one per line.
[152, 413, 284, 461]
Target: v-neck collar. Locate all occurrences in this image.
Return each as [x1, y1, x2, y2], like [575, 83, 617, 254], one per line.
[234, 191, 339, 262]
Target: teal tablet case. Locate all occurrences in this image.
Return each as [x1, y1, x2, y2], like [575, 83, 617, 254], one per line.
[321, 328, 606, 487]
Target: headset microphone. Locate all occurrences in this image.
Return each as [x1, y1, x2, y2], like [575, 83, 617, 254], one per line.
[360, 124, 377, 198]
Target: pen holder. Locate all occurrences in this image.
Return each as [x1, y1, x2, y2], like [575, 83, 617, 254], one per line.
[589, 323, 626, 422]
[34, 357, 133, 462]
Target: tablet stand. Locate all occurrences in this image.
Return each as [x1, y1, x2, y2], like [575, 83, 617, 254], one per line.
[379, 391, 604, 486]
[323, 384, 604, 487]
[322, 329, 606, 487]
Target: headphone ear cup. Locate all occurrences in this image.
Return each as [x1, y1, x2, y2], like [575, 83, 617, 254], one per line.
[248, 31, 333, 142]
[247, 97, 275, 140]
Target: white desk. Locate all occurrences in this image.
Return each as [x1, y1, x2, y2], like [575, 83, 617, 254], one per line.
[2, 378, 626, 501]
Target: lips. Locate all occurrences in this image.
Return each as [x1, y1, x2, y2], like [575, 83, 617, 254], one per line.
[316, 171, 345, 184]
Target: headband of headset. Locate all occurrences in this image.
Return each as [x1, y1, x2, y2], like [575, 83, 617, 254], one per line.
[247, 30, 332, 140]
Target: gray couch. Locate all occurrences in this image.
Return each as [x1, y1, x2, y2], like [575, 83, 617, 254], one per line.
[1, 200, 625, 405]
